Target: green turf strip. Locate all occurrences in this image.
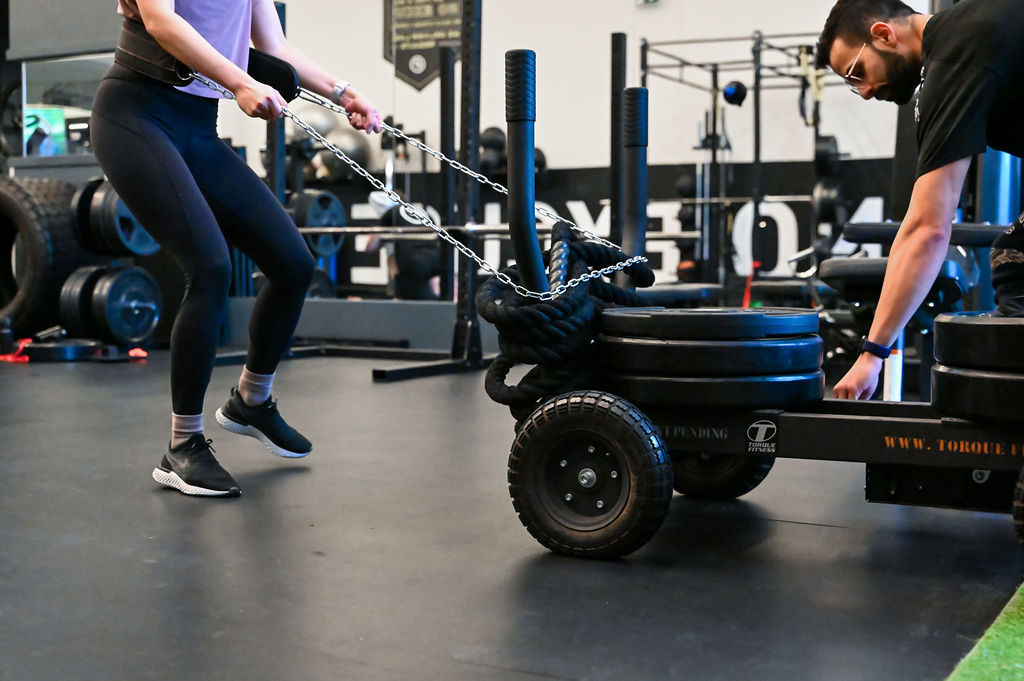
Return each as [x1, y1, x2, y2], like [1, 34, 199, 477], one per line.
[947, 581, 1024, 681]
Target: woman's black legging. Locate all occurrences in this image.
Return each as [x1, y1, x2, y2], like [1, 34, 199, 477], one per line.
[91, 64, 314, 415]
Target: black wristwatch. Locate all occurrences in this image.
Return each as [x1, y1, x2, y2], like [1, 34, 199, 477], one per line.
[859, 337, 893, 359]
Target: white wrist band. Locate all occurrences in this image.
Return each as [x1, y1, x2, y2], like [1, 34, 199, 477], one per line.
[331, 81, 351, 104]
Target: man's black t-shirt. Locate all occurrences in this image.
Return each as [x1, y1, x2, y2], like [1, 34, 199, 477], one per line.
[917, 0, 1024, 176]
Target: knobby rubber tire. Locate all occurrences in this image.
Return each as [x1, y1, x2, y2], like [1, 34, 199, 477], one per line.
[0, 177, 90, 336]
[508, 390, 673, 559]
[671, 453, 774, 500]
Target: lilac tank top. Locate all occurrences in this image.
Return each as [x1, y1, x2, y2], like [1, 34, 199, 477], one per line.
[117, 0, 253, 99]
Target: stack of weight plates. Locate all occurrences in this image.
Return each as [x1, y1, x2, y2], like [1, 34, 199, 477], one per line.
[59, 265, 163, 346]
[595, 307, 825, 408]
[932, 312, 1024, 423]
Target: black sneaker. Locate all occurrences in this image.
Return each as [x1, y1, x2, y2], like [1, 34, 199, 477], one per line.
[152, 434, 240, 497]
[215, 387, 312, 458]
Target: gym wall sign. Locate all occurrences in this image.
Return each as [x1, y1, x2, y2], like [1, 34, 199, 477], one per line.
[384, 0, 463, 90]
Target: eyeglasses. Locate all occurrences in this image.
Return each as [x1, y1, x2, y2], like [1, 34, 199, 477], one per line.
[842, 42, 868, 94]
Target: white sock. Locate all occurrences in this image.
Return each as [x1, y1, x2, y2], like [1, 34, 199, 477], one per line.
[238, 366, 275, 406]
[171, 413, 204, 449]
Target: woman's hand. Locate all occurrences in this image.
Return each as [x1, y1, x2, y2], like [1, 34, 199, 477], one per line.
[234, 79, 287, 120]
[342, 88, 384, 134]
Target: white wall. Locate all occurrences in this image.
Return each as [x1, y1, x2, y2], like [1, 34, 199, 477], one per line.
[217, 0, 929, 175]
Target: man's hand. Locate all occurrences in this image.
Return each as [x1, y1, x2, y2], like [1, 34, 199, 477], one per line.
[343, 89, 384, 134]
[235, 80, 286, 120]
[833, 353, 884, 399]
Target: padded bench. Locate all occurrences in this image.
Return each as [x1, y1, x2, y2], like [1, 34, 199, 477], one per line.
[749, 278, 838, 309]
[818, 257, 971, 331]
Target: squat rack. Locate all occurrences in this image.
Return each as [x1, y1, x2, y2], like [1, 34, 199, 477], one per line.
[638, 32, 839, 283]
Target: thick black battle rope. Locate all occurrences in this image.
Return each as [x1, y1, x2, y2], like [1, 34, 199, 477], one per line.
[476, 221, 655, 420]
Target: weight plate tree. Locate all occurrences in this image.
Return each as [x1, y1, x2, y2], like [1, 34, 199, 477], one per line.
[508, 391, 674, 559]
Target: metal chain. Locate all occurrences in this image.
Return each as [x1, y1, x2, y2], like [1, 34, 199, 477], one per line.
[296, 89, 624, 250]
[191, 73, 647, 300]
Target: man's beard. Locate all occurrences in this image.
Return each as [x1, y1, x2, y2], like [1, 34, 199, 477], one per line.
[878, 49, 921, 105]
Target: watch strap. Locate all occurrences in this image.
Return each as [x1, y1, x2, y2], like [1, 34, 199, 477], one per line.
[859, 337, 893, 359]
[331, 81, 351, 104]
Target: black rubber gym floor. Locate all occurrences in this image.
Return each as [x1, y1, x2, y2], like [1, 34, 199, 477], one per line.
[2, 353, 1021, 681]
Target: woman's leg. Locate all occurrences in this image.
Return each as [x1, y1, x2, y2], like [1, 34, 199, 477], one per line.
[186, 134, 316, 458]
[187, 138, 315, 375]
[91, 77, 233, 417]
[90, 72, 239, 496]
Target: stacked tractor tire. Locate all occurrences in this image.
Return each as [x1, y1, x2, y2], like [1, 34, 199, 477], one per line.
[0, 176, 164, 357]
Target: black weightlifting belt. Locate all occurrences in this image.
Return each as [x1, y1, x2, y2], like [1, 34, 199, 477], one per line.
[114, 17, 194, 87]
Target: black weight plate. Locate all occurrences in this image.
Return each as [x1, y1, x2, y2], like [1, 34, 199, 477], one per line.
[59, 265, 106, 338]
[307, 268, 337, 298]
[814, 135, 840, 177]
[289, 189, 345, 257]
[23, 339, 103, 362]
[601, 306, 819, 340]
[90, 267, 163, 345]
[596, 334, 823, 376]
[601, 370, 825, 407]
[69, 177, 104, 243]
[932, 364, 1024, 423]
[89, 182, 161, 256]
[934, 312, 1024, 371]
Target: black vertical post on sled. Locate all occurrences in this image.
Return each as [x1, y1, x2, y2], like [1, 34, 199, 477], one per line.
[438, 46, 457, 301]
[505, 49, 548, 295]
[615, 87, 648, 290]
[610, 32, 627, 247]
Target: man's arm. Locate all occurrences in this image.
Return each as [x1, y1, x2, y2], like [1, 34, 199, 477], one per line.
[833, 156, 971, 399]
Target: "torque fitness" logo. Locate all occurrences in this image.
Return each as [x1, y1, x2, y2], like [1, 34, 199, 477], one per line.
[747, 420, 777, 454]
